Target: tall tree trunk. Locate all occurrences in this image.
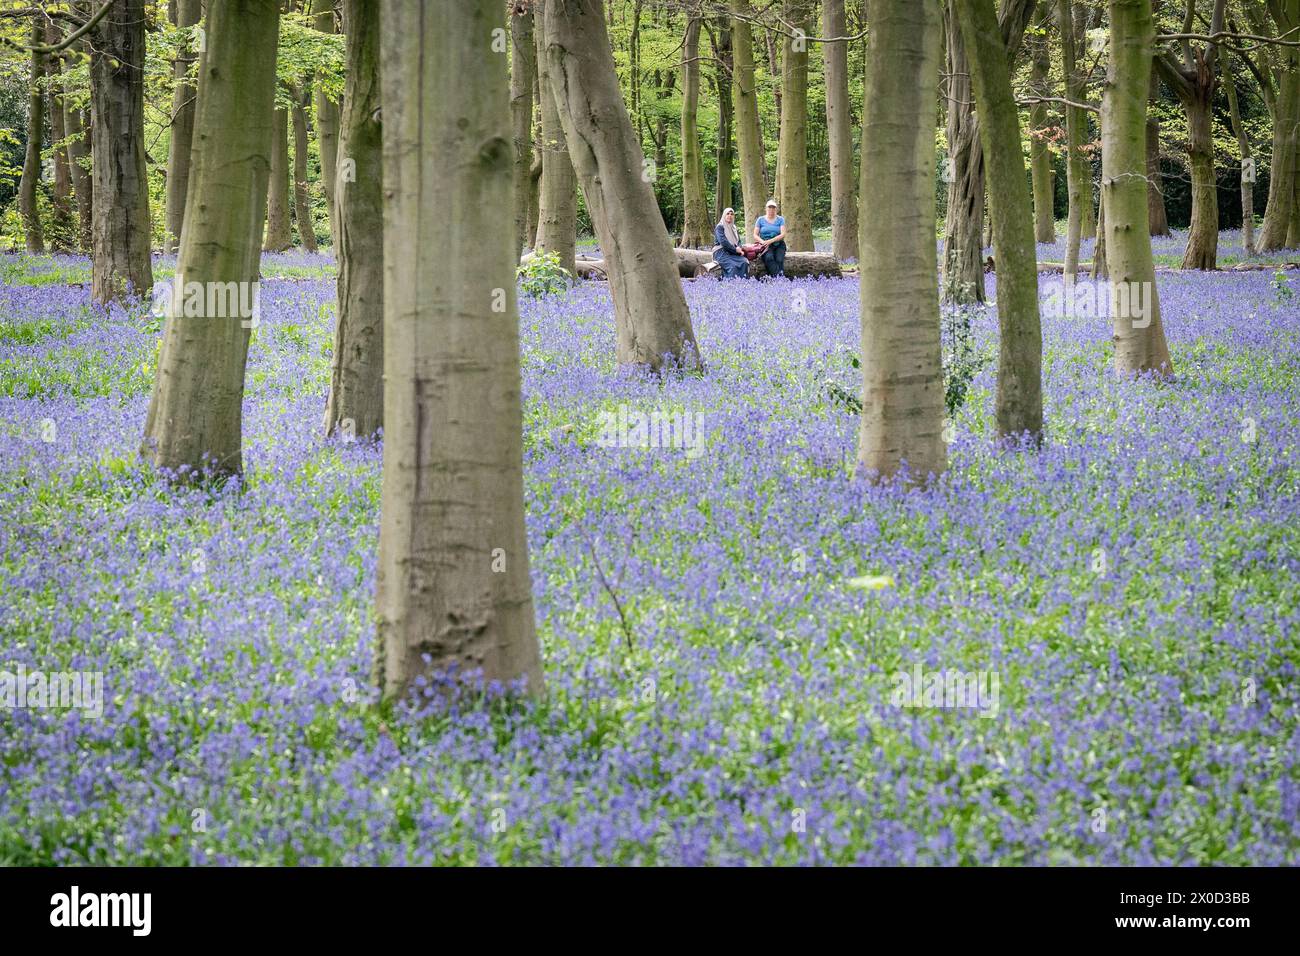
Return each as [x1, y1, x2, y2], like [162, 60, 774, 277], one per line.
[824, 0, 858, 259]
[1224, 65, 1253, 255]
[1259, 0, 1300, 250]
[1059, 0, 1088, 279]
[942, 0, 986, 303]
[731, 0, 767, 231]
[143, 0, 281, 477]
[1146, 64, 1170, 236]
[313, 0, 340, 245]
[164, 0, 201, 254]
[19, 15, 45, 254]
[543, 0, 700, 370]
[1028, 7, 1056, 244]
[291, 85, 319, 252]
[1103, 0, 1173, 376]
[679, 13, 712, 247]
[264, 101, 293, 251]
[324, 0, 384, 440]
[1092, 186, 1108, 278]
[713, 17, 734, 224]
[858, 0, 946, 480]
[375, 0, 543, 700]
[90, 0, 154, 302]
[534, 1, 577, 275]
[510, 1, 536, 255]
[1075, 2, 1096, 238]
[64, 98, 93, 254]
[956, 0, 1042, 443]
[46, 22, 74, 253]
[778, 0, 814, 250]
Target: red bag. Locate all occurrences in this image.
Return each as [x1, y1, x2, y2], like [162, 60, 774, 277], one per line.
[740, 243, 764, 261]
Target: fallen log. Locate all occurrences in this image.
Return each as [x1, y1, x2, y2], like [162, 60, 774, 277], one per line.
[701, 251, 843, 279]
[519, 251, 608, 280]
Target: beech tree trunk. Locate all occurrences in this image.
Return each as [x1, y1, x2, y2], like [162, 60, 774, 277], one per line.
[824, 0, 858, 259]
[1259, 0, 1299, 250]
[1028, 8, 1056, 244]
[1224, 66, 1254, 255]
[264, 100, 293, 251]
[510, 1, 536, 254]
[324, 0, 384, 440]
[19, 15, 45, 254]
[46, 22, 74, 253]
[1058, 0, 1088, 279]
[291, 85, 319, 252]
[534, 0, 577, 275]
[90, 0, 153, 302]
[858, 0, 946, 480]
[543, 0, 700, 371]
[1092, 190, 1109, 278]
[956, 0, 1042, 443]
[777, 0, 814, 250]
[731, 0, 767, 231]
[1103, 0, 1173, 376]
[1146, 64, 1170, 236]
[713, 17, 734, 223]
[142, 0, 281, 477]
[64, 98, 93, 254]
[164, 0, 201, 253]
[679, 14, 711, 247]
[375, 0, 543, 700]
[942, 0, 986, 303]
[313, 0, 340, 244]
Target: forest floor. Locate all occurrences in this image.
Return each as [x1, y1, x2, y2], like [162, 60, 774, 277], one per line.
[1, 228, 1297, 864]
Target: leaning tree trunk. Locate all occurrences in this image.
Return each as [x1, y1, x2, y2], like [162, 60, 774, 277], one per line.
[19, 15, 45, 254]
[1225, 67, 1254, 255]
[64, 97, 93, 253]
[533, 1, 577, 275]
[164, 0, 201, 253]
[713, 18, 734, 223]
[942, 0, 986, 304]
[90, 0, 153, 302]
[1028, 8, 1056, 245]
[375, 0, 544, 701]
[142, 0, 281, 477]
[679, 15, 712, 248]
[264, 100, 293, 251]
[777, 0, 814, 250]
[543, 0, 700, 371]
[46, 22, 74, 253]
[291, 85, 319, 252]
[323, 0, 384, 441]
[956, 0, 1042, 443]
[731, 0, 767, 232]
[858, 0, 946, 481]
[510, 1, 536, 254]
[1058, 0, 1089, 280]
[313, 0, 340, 244]
[824, 0, 858, 259]
[1146, 64, 1170, 236]
[1103, 0, 1173, 376]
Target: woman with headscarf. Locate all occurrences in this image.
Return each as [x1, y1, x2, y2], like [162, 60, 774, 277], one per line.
[712, 208, 750, 279]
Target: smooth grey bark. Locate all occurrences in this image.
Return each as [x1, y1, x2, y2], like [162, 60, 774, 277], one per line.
[46, 21, 74, 253]
[1258, 0, 1299, 250]
[955, 0, 1043, 443]
[778, 0, 813, 250]
[291, 84, 319, 252]
[1103, 0, 1173, 375]
[143, 0, 281, 477]
[375, 0, 543, 700]
[1225, 63, 1254, 256]
[313, 0, 340, 244]
[324, 0, 384, 441]
[534, 0, 577, 275]
[19, 15, 45, 254]
[164, 0, 201, 254]
[858, 0, 946, 480]
[713, 17, 734, 223]
[264, 101, 293, 251]
[510, 1, 536, 254]
[824, 0, 858, 259]
[731, 0, 767, 230]
[543, 0, 700, 370]
[679, 14, 711, 248]
[90, 0, 153, 302]
[1058, 0, 1089, 279]
[1028, 6, 1056, 244]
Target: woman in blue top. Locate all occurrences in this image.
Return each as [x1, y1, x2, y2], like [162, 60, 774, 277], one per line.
[712, 208, 749, 279]
[753, 199, 787, 278]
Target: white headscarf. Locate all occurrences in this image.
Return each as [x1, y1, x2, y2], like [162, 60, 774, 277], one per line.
[717, 208, 740, 249]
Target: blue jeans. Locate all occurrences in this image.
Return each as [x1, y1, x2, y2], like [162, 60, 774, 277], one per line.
[760, 240, 787, 278]
[713, 249, 749, 279]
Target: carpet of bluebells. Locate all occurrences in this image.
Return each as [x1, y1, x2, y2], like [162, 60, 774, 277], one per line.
[1, 229, 1298, 865]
